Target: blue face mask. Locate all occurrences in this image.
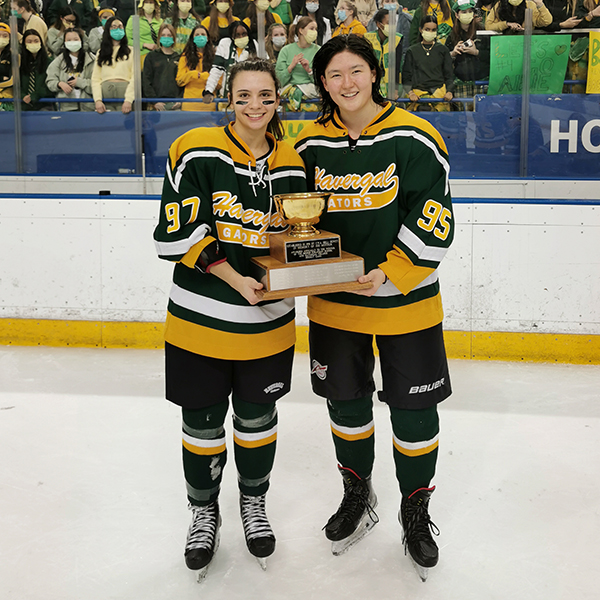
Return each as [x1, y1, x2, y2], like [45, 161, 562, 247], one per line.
[160, 36, 174, 47]
[194, 35, 208, 48]
[337, 9, 347, 21]
[110, 28, 125, 41]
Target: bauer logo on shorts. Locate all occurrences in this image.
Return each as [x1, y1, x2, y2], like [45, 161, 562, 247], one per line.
[264, 382, 285, 394]
[408, 377, 445, 394]
[311, 360, 328, 380]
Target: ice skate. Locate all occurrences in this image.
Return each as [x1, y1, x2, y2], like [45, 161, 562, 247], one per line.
[399, 487, 440, 582]
[240, 493, 276, 570]
[184, 501, 221, 582]
[324, 466, 379, 556]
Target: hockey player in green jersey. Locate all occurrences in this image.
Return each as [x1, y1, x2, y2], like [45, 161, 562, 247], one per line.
[154, 58, 306, 580]
[295, 34, 453, 581]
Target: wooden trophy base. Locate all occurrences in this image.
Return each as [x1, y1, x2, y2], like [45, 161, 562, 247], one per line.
[251, 251, 372, 300]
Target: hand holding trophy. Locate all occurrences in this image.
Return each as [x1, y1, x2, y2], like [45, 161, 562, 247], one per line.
[251, 192, 373, 300]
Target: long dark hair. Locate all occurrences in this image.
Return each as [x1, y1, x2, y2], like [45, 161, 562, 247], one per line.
[419, 14, 438, 42]
[245, 1, 276, 38]
[97, 17, 131, 67]
[169, 0, 202, 28]
[182, 25, 215, 71]
[495, 0, 526, 25]
[419, 0, 452, 22]
[228, 20, 257, 56]
[449, 7, 478, 43]
[299, 3, 328, 45]
[207, 0, 236, 44]
[312, 34, 385, 125]
[52, 6, 80, 31]
[227, 57, 284, 140]
[61, 28, 87, 71]
[21, 29, 48, 74]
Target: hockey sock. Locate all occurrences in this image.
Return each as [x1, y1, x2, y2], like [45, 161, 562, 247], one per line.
[390, 405, 439, 498]
[327, 396, 375, 479]
[232, 394, 277, 497]
[182, 402, 229, 507]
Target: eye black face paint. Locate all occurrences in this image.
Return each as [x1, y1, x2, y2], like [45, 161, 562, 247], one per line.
[235, 100, 249, 105]
[262, 100, 276, 105]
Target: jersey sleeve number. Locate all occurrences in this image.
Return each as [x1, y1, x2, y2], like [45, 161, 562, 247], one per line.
[417, 199, 452, 241]
[165, 196, 201, 233]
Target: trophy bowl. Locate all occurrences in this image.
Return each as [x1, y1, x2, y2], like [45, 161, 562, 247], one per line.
[273, 192, 330, 238]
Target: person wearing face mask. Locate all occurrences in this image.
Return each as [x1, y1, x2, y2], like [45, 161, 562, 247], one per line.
[332, 0, 367, 35]
[268, 0, 293, 25]
[89, 5, 116, 54]
[265, 22, 287, 61]
[142, 22, 183, 110]
[485, 0, 552, 31]
[92, 17, 135, 113]
[364, 8, 403, 97]
[446, 0, 489, 103]
[276, 15, 319, 109]
[20, 29, 51, 110]
[47, 0, 93, 33]
[353, 0, 377, 26]
[176, 25, 217, 109]
[0, 23, 14, 111]
[125, 0, 162, 59]
[164, 0, 202, 53]
[409, 0, 454, 46]
[47, 7, 90, 58]
[10, 0, 47, 44]
[291, 0, 332, 44]
[201, 0, 240, 44]
[203, 20, 257, 101]
[46, 27, 95, 111]
[402, 16, 454, 111]
[244, 0, 283, 40]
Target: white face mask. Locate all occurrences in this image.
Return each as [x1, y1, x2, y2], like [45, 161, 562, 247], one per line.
[304, 29, 318, 43]
[306, 2, 319, 13]
[272, 35, 286, 47]
[421, 30, 437, 42]
[458, 11, 474, 24]
[65, 40, 82, 52]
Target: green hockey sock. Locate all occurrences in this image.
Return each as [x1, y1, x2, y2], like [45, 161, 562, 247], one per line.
[390, 405, 440, 497]
[232, 394, 277, 497]
[182, 402, 229, 507]
[327, 396, 375, 479]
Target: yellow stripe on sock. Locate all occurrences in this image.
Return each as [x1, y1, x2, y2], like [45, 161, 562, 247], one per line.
[233, 432, 277, 449]
[393, 437, 439, 457]
[330, 423, 375, 442]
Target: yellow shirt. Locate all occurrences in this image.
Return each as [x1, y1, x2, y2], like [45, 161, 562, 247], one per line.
[91, 46, 135, 103]
[332, 19, 367, 37]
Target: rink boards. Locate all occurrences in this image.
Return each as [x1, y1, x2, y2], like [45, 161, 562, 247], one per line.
[0, 176, 599, 363]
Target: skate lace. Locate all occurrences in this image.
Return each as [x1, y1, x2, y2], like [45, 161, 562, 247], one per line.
[328, 482, 379, 528]
[186, 502, 219, 552]
[240, 494, 274, 542]
[402, 500, 440, 554]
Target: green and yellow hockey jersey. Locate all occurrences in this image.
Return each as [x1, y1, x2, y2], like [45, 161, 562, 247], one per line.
[295, 103, 453, 336]
[154, 123, 306, 360]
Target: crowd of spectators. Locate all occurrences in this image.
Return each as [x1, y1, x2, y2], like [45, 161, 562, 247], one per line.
[0, 0, 597, 113]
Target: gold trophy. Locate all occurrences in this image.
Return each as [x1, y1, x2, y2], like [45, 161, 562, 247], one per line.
[251, 192, 372, 300]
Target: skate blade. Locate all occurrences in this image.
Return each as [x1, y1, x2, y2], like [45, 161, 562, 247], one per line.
[255, 557, 268, 571]
[410, 557, 429, 582]
[330, 512, 378, 556]
[195, 529, 221, 584]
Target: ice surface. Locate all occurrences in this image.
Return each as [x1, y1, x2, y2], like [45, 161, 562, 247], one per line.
[1, 347, 599, 600]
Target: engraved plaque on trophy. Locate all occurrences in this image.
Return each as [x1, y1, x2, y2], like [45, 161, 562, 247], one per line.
[251, 192, 372, 300]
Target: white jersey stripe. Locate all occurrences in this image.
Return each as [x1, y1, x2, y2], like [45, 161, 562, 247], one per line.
[373, 269, 439, 297]
[154, 223, 211, 257]
[182, 432, 226, 448]
[170, 283, 294, 324]
[393, 433, 439, 451]
[330, 420, 375, 436]
[397, 225, 449, 263]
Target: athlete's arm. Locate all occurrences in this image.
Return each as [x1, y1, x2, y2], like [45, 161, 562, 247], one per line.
[209, 261, 264, 305]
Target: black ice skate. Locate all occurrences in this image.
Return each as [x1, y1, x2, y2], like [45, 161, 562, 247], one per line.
[399, 487, 440, 582]
[240, 493, 276, 570]
[185, 501, 221, 582]
[324, 466, 379, 556]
